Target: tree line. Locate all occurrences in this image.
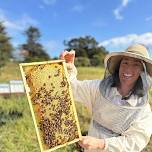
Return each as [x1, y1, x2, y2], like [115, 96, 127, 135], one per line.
[0, 21, 108, 67]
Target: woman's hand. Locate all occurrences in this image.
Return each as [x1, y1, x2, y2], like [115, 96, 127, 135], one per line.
[59, 50, 75, 70]
[79, 136, 105, 150]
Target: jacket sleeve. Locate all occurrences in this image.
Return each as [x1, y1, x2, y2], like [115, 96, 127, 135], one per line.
[104, 104, 152, 152]
[68, 66, 100, 113]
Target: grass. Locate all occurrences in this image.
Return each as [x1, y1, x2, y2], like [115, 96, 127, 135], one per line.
[77, 66, 104, 80]
[0, 96, 39, 152]
[0, 62, 152, 152]
[0, 62, 22, 83]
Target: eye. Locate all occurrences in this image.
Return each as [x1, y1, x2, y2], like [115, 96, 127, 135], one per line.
[134, 63, 142, 68]
[134, 63, 139, 66]
[122, 61, 128, 65]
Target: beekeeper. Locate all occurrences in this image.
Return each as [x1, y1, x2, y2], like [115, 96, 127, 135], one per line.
[60, 44, 152, 152]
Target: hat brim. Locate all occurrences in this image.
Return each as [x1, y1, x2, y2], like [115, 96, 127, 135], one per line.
[104, 51, 152, 76]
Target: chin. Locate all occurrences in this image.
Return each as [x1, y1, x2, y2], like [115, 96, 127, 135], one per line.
[121, 79, 135, 85]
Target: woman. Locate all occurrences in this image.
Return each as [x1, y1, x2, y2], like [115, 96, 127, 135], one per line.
[60, 44, 152, 152]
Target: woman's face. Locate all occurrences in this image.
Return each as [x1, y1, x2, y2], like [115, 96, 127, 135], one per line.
[119, 57, 143, 87]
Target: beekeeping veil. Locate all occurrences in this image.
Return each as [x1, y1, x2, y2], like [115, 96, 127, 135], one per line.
[104, 44, 152, 91]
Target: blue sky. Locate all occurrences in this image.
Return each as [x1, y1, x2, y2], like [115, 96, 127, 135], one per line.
[0, 0, 152, 57]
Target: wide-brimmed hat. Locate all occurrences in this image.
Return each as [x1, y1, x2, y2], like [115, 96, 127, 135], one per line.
[104, 44, 152, 76]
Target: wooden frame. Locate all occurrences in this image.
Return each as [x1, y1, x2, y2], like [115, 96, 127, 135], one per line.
[19, 60, 81, 152]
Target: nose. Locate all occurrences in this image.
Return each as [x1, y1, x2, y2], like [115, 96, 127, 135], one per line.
[124, 64, 134, 73]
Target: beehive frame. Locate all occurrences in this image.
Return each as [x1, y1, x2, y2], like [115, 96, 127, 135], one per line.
[19, 60, 81, 152]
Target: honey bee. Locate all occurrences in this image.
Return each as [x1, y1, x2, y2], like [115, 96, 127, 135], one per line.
[23, 62, 80, 150]
[38, 64, 45, 70]
[54, 69, 61, 77]
[55, 65, 58, 68]
[25, 75, 29, 80]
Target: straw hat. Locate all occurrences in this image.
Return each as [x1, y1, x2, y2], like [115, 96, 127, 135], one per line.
[104, 44, 152, 76]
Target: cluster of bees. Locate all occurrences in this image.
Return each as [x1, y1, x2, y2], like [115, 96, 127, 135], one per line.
[23, 62, 79, 150]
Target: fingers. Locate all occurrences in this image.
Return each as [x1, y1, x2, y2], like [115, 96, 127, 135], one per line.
[69, 50, 75, 56]
[78, 141, 88, 149]
[78, 136, 90, 149]
[59, 50, 69, 60]
[79, 136, 105, 150]
[68, 50, 75, 63]
[59, 50, 75, 63]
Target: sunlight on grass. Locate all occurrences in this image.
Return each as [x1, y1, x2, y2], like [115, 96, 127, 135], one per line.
[0, 62, 22, 83]
[0, 96, 40, 152]
[77, 66, 104, 80]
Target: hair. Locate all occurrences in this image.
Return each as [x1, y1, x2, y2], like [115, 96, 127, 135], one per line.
[111, 60, 145, 99]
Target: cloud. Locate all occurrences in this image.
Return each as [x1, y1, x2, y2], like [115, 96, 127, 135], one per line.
[0, 9, 38, 31]
[72, 5, 84, 13]
[99, 32, 152, 48]
[42, 0, 57, 5]
[39, 0, 57, 12]
[0, 8, 39, 53]
[122, 0, 131, 7]
[113, 0, 132, 20]
[145, 16, 152, 22]
[7, 15, 38, 31]
[39, 5, 45, 9]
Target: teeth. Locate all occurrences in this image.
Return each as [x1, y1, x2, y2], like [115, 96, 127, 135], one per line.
[124, 73, 132, 77]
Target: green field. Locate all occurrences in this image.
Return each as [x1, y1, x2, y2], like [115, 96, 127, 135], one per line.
[0, 62, 151, 152]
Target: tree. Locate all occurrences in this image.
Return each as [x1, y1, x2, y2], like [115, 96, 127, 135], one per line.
[64, 36, 108, 66]
[0, 21, 13, 67]
[20, 26, 50, 62]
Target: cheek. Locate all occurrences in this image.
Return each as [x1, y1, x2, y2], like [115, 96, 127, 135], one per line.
[136, 67, 143, 74]
[118, 68, 122, 78]
[119, 66, 125, 76]
[133, 69, 142, 80]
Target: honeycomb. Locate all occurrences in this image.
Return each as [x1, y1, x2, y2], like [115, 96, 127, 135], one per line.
[19, 60, 81, 152]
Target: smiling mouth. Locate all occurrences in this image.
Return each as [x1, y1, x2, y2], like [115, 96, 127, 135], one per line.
[123, 73, 133, 79]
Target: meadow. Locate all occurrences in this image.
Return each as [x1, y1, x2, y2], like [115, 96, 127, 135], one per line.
[0, 61, 151, 152]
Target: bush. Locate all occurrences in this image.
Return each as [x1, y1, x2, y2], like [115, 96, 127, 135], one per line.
[75, 57, 91, 67]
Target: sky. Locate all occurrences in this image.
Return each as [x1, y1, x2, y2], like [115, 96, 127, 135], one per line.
[0, 0, 152, 57]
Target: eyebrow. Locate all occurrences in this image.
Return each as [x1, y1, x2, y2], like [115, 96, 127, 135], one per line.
[122, 57, 141, 63]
